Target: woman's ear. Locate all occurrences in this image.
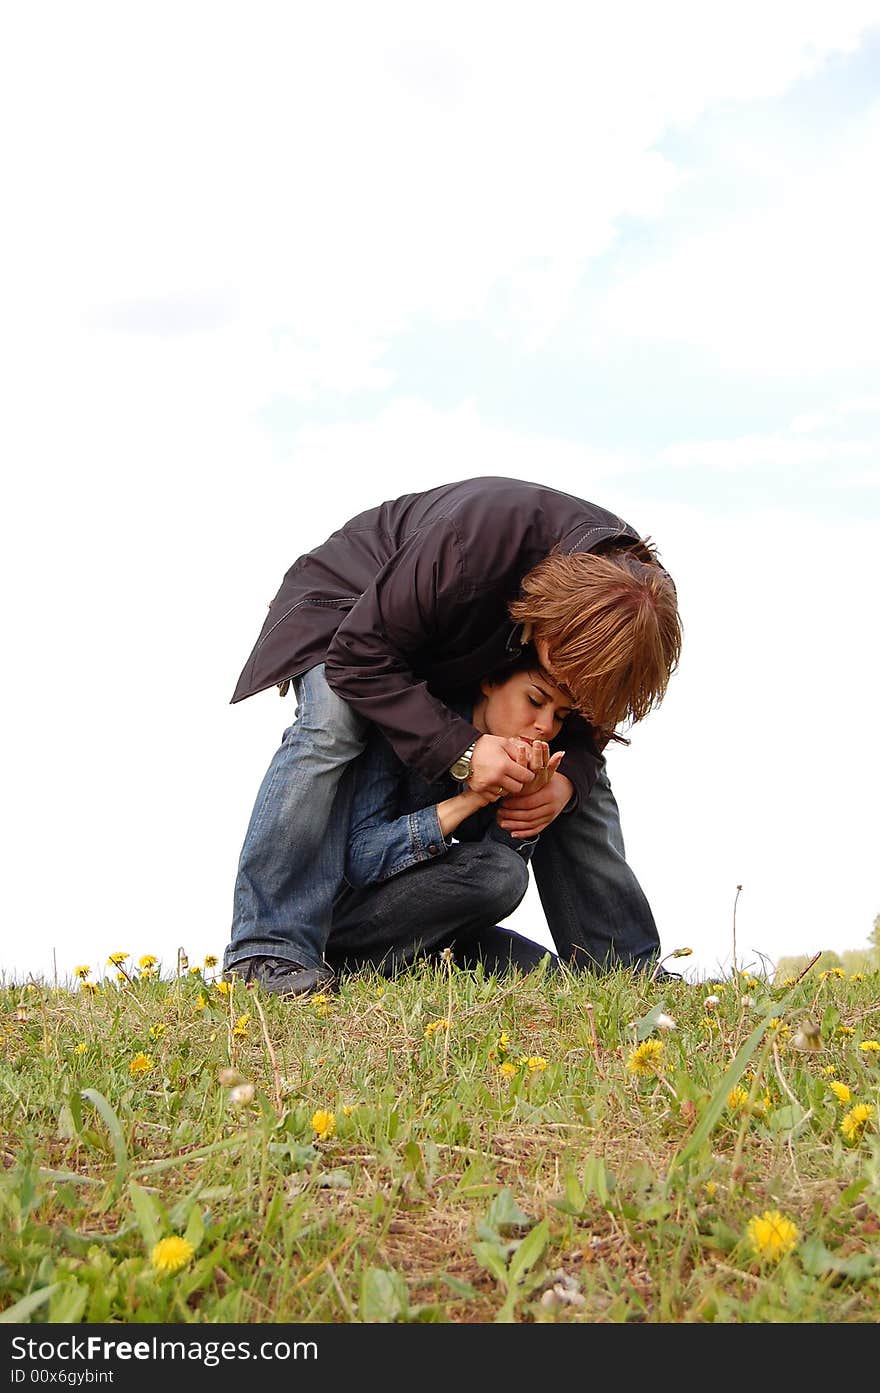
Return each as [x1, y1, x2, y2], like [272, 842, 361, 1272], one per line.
[479, 677, 493, 698]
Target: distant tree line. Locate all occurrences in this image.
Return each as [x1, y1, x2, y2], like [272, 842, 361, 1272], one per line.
[774, 910, 880, 982]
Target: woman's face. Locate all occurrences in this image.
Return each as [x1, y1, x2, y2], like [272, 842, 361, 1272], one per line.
[476, 668, 574, 743]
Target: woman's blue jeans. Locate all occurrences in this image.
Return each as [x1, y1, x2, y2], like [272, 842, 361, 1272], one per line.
[224, 664, 660, 976]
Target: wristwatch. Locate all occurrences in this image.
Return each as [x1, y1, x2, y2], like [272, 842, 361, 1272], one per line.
[450, 740, 478, 783]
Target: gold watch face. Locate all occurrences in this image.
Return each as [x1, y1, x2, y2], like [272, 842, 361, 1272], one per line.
[450, 756, 471, 780]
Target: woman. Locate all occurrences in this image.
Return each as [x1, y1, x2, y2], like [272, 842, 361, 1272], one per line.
[324, 647, 573, 978]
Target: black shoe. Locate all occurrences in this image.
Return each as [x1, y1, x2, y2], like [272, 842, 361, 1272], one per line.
[651, 967, 683, 983]
[224, 956, 334, 998]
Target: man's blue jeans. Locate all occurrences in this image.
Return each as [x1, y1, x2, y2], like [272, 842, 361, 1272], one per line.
[225, 665, 369, 974]
[225, 664, 660, 975]
[532, 763, 660, 971]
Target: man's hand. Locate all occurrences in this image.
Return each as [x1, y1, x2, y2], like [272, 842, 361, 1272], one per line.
[496, 766, 574, 838]
[467, 734, 534, 798]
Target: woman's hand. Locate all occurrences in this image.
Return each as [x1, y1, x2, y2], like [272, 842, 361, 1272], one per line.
[496, 745, 571, 838]
[523, 740, 565, 791]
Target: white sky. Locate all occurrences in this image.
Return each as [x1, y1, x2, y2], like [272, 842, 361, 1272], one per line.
[2, 2, 879, 985]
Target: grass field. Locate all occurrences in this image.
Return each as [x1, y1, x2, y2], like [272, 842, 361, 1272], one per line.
[2, 950, 879, 1323]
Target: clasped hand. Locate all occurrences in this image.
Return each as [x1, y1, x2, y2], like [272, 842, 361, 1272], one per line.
[468, 736, 572, 838]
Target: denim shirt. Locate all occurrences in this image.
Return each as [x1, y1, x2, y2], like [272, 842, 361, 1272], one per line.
[344, 704, 538, 889]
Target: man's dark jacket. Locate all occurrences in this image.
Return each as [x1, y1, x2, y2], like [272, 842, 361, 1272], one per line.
[232, 476, 644, 804]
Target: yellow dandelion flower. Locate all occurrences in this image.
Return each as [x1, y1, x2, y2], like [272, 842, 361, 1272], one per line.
[746, 1210, 799, 1262]
[116, 972, 128, 983]
[498, 1031, 510, 1048]
[838, 1025, 855, 1036]
[232, 1014, 250, 1038]
[704, 1181, 716, 1199]
[194, 993, 207, 1012]
[781, 977, 797, 986]
[203, 955, 219, 969]
[831, 967, 845, 979]
[859, 1040, 880, 1055]
[699, 1015, 717, 1031]
[727, 1087, 750, 1111]
[214, 980, 231, 996]
[840, 1103, 875, 1143]
[151, 1236, 195, 1275]
[74, 1042, 88, 1055]
[375, 986, 385, 997]
[498, 1061, 517, 1079]
[311, 1109, 336, 1140]
[821, 1065, 837, 1076]
[424, 1017, 450, 1037]
[138, 955, 158, 970]
[129, 1052, 154, 1076]
[80, 981, 99, 996]
[74, 965, 91, 980]
[148, 1023, 166, 1040]
[850, 972, 865, 982]
[189, 966, 201, 975]
[829, 1081, 852, 1105]
[768, 1018, 782, 1030]
[626, 1039, 664, 1076]
[342, 1104, 357, 1116]
[525, 1055, 548, 1072]
[108, 952, 129, 965]
[671, 946, 693, 958]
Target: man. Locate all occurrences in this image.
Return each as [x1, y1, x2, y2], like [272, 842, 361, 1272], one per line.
[224, 476, 682, 995]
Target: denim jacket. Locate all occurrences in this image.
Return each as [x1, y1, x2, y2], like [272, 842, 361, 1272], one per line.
[344, 704, 538, 889]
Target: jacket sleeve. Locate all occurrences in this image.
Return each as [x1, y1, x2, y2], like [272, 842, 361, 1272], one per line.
[554, 713, 603, 808]
[344, 734, 455, 889]
[323, 522, 482, 783]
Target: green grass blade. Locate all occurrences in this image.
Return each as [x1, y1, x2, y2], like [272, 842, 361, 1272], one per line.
[669, 986, 800, 1175]
[80, 1088, 129, 1180]
[0, 1284, 61, 1323]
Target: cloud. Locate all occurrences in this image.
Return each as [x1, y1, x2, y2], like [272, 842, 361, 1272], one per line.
[600, 101, 880, 376]
[5, 3, 878, 385]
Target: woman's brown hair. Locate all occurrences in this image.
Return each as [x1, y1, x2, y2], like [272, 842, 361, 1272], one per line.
[508, 546, 682, 742]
